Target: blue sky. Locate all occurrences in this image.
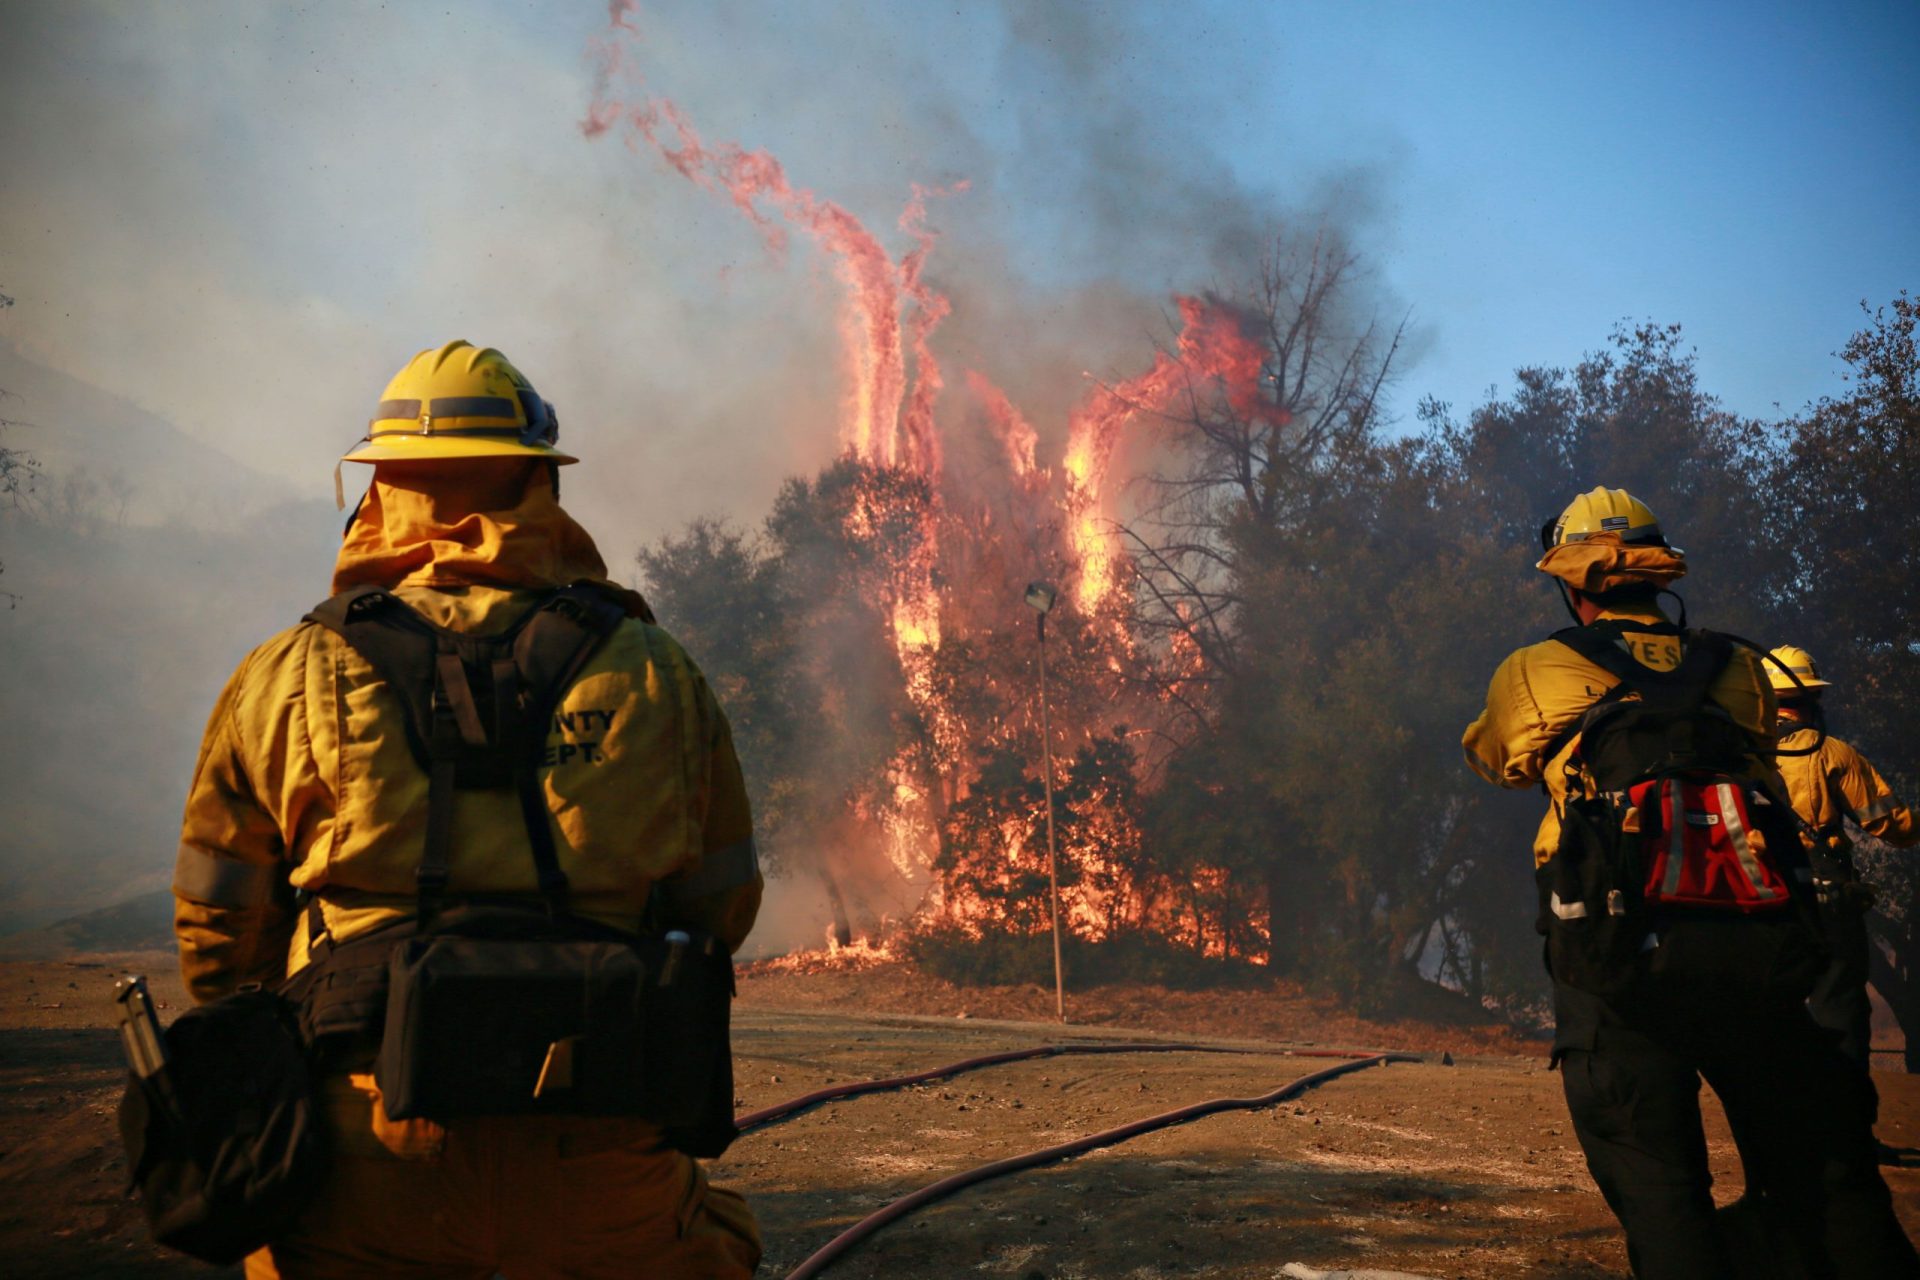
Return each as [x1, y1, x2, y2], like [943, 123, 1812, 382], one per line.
[1313, 1, 1920, 416]
[0, 1, 1913, 550]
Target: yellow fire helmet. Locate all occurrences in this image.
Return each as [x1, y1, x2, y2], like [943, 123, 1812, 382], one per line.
[1766, 644, 1832, 694]
[1541, 486, 1668, 551]
[342, 341, 577, 468]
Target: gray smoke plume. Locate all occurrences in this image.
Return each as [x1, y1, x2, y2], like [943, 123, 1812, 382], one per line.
[0, 0, 1406, 944]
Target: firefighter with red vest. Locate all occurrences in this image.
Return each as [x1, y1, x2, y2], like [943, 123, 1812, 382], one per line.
[1766, 645, 1917, 1070]
[172, 342, 763, 1278]
[1462, 488, 1916, 1279]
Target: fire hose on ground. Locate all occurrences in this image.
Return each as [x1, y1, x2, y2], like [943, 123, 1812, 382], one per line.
[733, 1042, 1422, 1279]
[740, 1040, 1297, 1133]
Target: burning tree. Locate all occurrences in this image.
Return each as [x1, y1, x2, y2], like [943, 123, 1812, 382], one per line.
[933, 743, 1064, 937]
[599, 9, 1920, 1036]
[1121, 231, 1410, 981]
[640, 459, 940, 946]
[598, 6, 1403, 976]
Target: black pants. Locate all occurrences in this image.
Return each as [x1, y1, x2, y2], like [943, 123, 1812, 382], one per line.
[1556, 981, 1916, 1280]
[1808, 907, 1874, 1069]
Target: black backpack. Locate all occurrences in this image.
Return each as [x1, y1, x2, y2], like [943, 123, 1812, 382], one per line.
[298, 581, 741, 1157]
[1535, 620, 1824, 997]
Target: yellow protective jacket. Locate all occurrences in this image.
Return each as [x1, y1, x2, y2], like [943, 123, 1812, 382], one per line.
[173, 466, 762, 1004]
[1461, 605, 1778, 866]
[1775, 720, 1918, 859]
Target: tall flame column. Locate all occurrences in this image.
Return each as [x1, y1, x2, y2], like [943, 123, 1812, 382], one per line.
[1025, 581, 1066, 1022]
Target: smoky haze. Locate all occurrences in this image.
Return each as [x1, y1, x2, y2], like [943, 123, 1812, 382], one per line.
[0, 0, 1405, 944]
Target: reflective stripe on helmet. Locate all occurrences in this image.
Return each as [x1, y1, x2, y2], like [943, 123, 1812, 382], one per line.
[1556, 522, 1666, 546]
[371, 395, 523, 427]
[370, 425, 527, 438]
[423, 395, 521, 419]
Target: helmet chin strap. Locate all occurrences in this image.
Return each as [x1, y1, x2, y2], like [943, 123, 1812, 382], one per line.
[341, 486, 369, 538]
[1555, 578, 1583, 626]
[1556, 581, 1690, 629]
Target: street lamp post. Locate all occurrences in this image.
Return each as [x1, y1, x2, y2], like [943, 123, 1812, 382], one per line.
[1024, 581, 1066, 1022]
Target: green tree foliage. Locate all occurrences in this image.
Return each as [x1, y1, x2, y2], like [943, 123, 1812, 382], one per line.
[1771, 293, 1920, 785]
[640, 266, 1920, 1034]
[1137, 259, 1823, 1012]
[1769, 293, 1920, 1067]
[637, 461, 931, 942]
[634, 517, 802, 841]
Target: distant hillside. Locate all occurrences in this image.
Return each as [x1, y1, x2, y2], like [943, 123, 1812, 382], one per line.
[0, 889, 174, 960]
[0, 339, 295, 528]
[0, 346, 343, 936]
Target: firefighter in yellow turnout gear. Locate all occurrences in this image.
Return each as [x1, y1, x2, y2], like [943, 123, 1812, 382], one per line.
[1463, 488, 1916, 1280]
[1766, 645, 1918, 1069]
[173, 342, 763, 1279]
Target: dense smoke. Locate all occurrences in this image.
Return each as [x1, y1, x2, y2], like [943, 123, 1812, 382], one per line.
[0, 1, 1401, 945]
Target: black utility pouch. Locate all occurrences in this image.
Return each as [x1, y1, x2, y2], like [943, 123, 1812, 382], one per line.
[375, 921, 735, 1150]
[118, 990, 327, 1265]
[378, 934, 648, 1120]
[1538, 795, 1648, 999]
[645, 931, 738, 1157]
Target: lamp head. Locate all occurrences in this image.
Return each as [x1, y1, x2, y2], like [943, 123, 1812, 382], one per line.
[1024, 581, 1058, 615]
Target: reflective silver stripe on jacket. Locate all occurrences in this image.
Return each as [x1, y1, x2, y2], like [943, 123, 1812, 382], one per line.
[1550, 891, 1588, 920]
[173, 843, 287, 908]
[1663, 784, 1688, 898]
[1718, 782, 1778, 899]
[1853, 796, 1894, 824]
[664, 837, 761, 901]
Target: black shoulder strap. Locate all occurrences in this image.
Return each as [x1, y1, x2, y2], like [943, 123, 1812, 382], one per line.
[502, 584, 627, 912]
[1551, 622, 1730, 701]
[1538, 622, 1735, 770]
[1537, 625, 1650, 769]
[1537, 684, 1628, 775]
[304, 588, 439, 774]
[301, 582, 628, 920]
[511, 584, 629, 743]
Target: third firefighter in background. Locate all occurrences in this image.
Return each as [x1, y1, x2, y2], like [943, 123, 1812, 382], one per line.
[1765, 644, 1917, 1068]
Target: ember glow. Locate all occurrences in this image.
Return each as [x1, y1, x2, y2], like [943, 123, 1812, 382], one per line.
[587, 6, 1280, 950]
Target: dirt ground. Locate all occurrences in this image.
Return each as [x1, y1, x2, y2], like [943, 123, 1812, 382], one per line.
[2, 951, 1916, 1279]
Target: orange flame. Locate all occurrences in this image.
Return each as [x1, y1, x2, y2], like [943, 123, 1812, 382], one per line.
[585, 22, 961, 475]
[583, 10, 1281, 948]
[1062, 297, 1275, 609]
[899, 183, 968, 477]
[966, 371, 1040, 478]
